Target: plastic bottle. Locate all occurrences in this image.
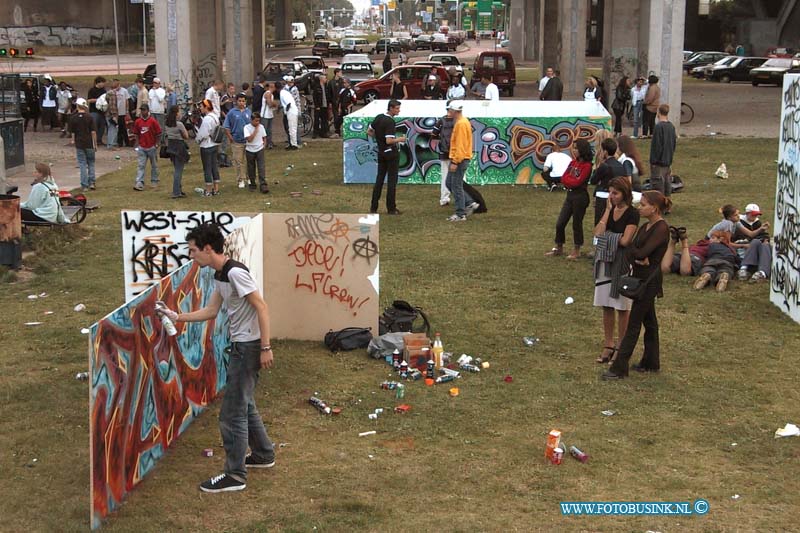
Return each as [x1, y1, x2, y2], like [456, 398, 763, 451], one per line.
[395, 384, 405, 399]
[194, 187, 206, 195]
[309, 396, 331, 414]
[155, 302, 177, 336]
[432, 333, 444, 369]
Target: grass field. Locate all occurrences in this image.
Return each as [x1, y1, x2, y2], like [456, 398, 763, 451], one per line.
[1, 136, 799, 532]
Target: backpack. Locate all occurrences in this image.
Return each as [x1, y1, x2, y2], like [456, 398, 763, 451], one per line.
[560, 160, 591, 189]
[324, 327, 373, 352]
[379, 300, 431, 336]
[210, 115, 225, 144]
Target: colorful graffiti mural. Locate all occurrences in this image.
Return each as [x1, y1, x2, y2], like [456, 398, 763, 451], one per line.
[90, 261, 230, 529]
[343, 100, 611, 184]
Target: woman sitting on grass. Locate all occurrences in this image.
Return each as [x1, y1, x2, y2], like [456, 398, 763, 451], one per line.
[693, 230, 740, 292]
[592, 177, 640, 364]
[20, 163, 67, 224]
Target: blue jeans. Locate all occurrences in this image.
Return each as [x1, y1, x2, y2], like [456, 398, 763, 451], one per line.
[106, 117, 118, 148]
[263, 117, 273, 146]
[220, 341, 274, 482]
[135, 146, 158, 185]
[76, 148, 96, 188]
[445, 160, 470, 216]
[201, 146, 221, 184]
[170, 156, 185, 196]
[632, 102, 643, 137]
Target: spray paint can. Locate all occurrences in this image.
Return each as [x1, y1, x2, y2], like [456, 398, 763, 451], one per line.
[154, 302, 178, 337]
[460, 363, 480, 373]
[569, 446, 589, 463]
[308, 396, 331, 414]
[392, 349, 402, 370]
[408, 369, 422, 381]
[426, 359, 435, 379]
[435, 374, 455, 384]
[399, 361, 409, 379]
[552, 447, 564, 465]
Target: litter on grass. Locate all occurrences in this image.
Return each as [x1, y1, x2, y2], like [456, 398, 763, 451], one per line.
[774, 423, 800, 438]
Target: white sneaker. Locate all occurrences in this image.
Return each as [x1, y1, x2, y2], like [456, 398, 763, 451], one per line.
[447, 214, 467, 222]
[238, 180, 245, 189]
[749, 270, 767, 283]
[465, 203, 477, 216]
[737, 268, 749, 281]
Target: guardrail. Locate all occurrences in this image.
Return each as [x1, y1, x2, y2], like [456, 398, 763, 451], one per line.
[265, 40, 305, 49]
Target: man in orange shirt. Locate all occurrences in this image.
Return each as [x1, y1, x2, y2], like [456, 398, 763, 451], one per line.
[446, 100, 473, 222]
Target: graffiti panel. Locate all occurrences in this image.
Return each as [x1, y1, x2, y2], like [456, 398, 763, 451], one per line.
[771, 74, 800, 323]
[90, 261, 230, 529]
[343, 102, 611, 184]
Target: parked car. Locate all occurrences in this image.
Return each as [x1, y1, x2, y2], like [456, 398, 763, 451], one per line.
[705, 56, 766, 82]
[413, 60, 444, 70]
[341, 37, 370, 54]
[692, 56, 735, 78]
[340, 60, 376, 85]
[311, 40, 343, 58]
[500, 39, 511, 48]
[472, 50, 517, 96]
[749, 57, 800, 86]
[261, 61, 312, 92]
[428, 54, 464, 73]
[683, 50, 694, 61]
[683, 51, 727, 73]
[397, 37, 417, 51]
[142, 64, 157, 88]
[353, 65, 451, 104]
[766, 47, 796, 58]
[410, 28, 423, 38]
[294, 55, 327, 73]
[373, 38, 402, 54]
[344, 29, 356, 38]
[414, 35, 433, 50]
[450, 31, 466, 45]
[292, 22, 307, 40]
[342, 53, 372, 64]
[431, 32, 456, 52]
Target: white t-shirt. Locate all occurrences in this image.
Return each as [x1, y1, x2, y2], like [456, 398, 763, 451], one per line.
[280, 88, 298, 116]
[261, 91, 275, 119]
[584, 88, 597, 102]
[447, 83, 465, 100]
[205, 87, 221, 116]
[538, 76, 550, 92]
[243, 123, 267, 152]
[215, 261, 260, 342]
[148, 87, 166, 113]
[543, 151, 572, 178]
[484, 83, 500, 102]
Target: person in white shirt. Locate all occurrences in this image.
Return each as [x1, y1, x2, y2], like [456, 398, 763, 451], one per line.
[56, 81, 72, 138]
[243, 112, 269, 193]
[630, 77, 648, 138]
[112, 81, 131, 146]
[195, 99, 221, 196]
[280, 77, 299, 150]
[148, 77, 167, 130]
[541, 150, 573, 191]
[261, 82, 276, 149]
[483, 74, 500, 102]
[289, 80, 302, 144]
[446, 68, 466, 100]
[205, 80, 223, 117]
[538, 67, 554, 94]
[40, 75, 59, 131]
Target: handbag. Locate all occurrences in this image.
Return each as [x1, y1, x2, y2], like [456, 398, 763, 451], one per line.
[159, 133, 170, 158]
[323, 327, 373, 352]
[619, 267, 657, 300]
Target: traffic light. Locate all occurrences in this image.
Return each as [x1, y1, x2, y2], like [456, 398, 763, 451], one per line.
[0, 49, 7, 57]
[25, 47, 34, 56]
[9, 48, 19, 57]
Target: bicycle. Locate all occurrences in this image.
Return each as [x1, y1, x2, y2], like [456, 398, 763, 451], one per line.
[680, 102, 694, 125]
[299, 95, 313, 138]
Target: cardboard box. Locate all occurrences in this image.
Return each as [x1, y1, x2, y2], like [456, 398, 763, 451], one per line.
[545, 429, 562, 462]
[403, 333, 431, 371]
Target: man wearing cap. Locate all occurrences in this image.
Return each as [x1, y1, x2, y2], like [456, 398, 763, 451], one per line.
[368, 99, 406, 215]
[148, 78, 167, 131]
[422, 75, 442, 100]
[446, 68, 466, 100]
[56, 81, 72, 138]
[132, 103, 162, 191]
[69, 98, 97, 191]
[445, 100, 474, 221]
[223, 93, 252, 188]
[280, 77, 299, 150]
[39, 75, 58, 132]
[335, 78, 356, 137]
[736, 203, 772, 283]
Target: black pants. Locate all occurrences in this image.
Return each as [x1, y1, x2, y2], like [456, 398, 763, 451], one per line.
[613, 108, 624, 134]
[118, 118, 132, 146]
[331, 106, 341, 134]
[314, 107, 329, 137]
[554, 189, 590, 246]
[642, 109, 656, 136]
[610, 282, 660, 376]
[594, 195, 607, 225]
[371, 155, 399, 212]
[21, 208, 48, 223]
[41, 107, 58, 129]
[245, 149, 266, 185]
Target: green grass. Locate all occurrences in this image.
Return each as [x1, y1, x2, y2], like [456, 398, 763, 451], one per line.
[1, 137, 799, 532]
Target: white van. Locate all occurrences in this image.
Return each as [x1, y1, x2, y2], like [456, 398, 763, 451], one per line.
[341, 37, 369, 54]
[292, 22, 307, 40]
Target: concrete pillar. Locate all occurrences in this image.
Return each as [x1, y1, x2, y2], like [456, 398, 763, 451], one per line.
[646, 0, 686, 130]
[225, 0, 254, 89]
[509, 0, 540, 62]
[602, 0, 645, 93]
[275, 0, 292, 41]
[558, 0, 587, 98]
[541, 0, 560, 78]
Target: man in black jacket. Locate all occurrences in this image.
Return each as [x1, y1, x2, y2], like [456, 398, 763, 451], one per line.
[312, 73, 333, 138]
[39, 76, 59, 131]
[650, 104, 677, 197]
[540, 69, 563, 101]
[327, 69, 345, 136]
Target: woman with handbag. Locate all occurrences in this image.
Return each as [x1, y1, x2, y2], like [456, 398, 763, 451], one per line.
[162, 105, 190, 199]
[593, 177, 640, 364]
[603, 191, 671, 379]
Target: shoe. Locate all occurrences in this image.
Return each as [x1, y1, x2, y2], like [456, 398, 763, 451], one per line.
[211, 190, 220, 196]
[81, 187, 89, 192]
[260, 183, 270, 194]
[133, 183, 144, 191]
[238, 180, 246, 189]
[715, 272, 730, 292]
[248, 183, 257, 191]
[544, 247, 563, 257]
[199, 473, 246, 493]
[465, 204, 476, 216]
[150, 182, 159, 189]
[245, 454, 276, 469]
[89, 184, 96, 190]
[287, 145, 299, 150]
[596, 346, 616, 364]
[440, 201, 450, 207]
[447, 214, 467, 222]
[548, 183, 558, 192]
[387, 209, 402, 215]
[749, 270, 767, 283]
[204, 191, 213, 197]
[601, 370, 625, 380]
[693, 272, 712, 290]
[737, 268, 750, 281]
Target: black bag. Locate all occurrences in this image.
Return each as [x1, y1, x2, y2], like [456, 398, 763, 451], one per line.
[619, 266, 659, 300]
[159, 133, 170, 158]
[324, 327, 373, 352]
[379, 300, 431, 336]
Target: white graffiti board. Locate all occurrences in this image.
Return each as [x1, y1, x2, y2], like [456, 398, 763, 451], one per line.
[121, 210, 250, 301]
[772, 74, 800, 323]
